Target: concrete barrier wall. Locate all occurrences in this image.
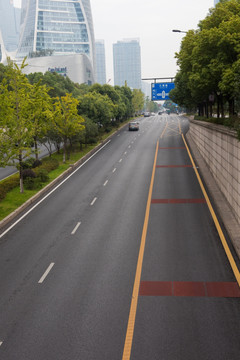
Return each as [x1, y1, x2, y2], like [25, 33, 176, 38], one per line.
[189, 119, 240, 224]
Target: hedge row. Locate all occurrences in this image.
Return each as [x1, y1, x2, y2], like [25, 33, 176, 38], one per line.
[0, 158, 59, 200]
[0, 174, 20, 201]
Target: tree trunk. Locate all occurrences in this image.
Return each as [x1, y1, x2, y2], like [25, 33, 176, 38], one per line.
[220, 96, 224, 118]
[19, 151, 24, 193]
[63, 139, 67, 163]
[34, 136, 39, 160]
[217, 95, 220, 118]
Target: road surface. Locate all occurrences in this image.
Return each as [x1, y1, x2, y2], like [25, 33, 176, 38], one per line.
[0, 114, 239, 359]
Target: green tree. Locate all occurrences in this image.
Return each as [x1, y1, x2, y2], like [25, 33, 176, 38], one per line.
[27, 81, 53, 160]
[77, 91, 115, 129]
[0, 59, 34, 193]
[52, 93, 85, 163]
[132, 89, 145, 114]
[172, 0, 240, 117]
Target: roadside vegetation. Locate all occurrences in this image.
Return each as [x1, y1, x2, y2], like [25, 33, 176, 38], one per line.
[0, 58, 145, 208]
[170, 0, 240, 140]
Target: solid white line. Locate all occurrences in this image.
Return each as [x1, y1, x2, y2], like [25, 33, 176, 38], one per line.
[71, 222, 81, 235]
[103, 180, 108, 186]
[38, 263, 55, 284]
[0, 140, 111, 239]
[91, 197, 97, 206]
[112, 168, 117, 173]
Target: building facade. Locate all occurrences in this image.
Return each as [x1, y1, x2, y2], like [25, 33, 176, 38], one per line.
[14, 0, 95, 84]
[0, 0, 20, 54]
[113, 39, 142, 90]
[95, 40, 106, 84]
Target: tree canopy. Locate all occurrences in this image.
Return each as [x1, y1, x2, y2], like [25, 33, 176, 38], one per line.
[170, 0, 240, 117]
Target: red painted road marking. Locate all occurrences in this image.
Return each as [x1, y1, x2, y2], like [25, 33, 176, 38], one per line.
[139, 281, 240, 298]
[206, 282, 240, 297]
[151, 198, 206, 204]
[174, 281, 206, 297]
[156, 165, 193, 168]
[139, 281, 172, 296]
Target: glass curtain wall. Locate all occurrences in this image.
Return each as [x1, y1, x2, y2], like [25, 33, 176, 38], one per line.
[17, 0, 95, 65]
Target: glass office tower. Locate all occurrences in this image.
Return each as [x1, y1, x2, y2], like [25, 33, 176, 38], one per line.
[95, 40, 106, 84]
[16, 0, 95, 69]
[113, 39, 142, 90]
[0, 0, 21, 53]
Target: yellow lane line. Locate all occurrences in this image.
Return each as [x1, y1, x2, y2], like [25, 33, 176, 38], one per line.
[122, 141, 159, 360]
[182, 134, 240, 287]
[160, 121, 168, 138]
[178, 118, 182, 134]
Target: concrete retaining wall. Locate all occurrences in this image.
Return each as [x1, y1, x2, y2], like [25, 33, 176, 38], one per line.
[189, 119, 240, 225]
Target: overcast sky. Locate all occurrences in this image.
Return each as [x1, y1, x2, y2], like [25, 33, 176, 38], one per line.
[14, 0, 215, 85]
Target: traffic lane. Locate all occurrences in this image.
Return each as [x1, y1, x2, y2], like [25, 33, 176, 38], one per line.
[130, 132, 240, 359]
[0, 132, 138, 307]
[152, 167, 204, 200]
[0, 119, 163, 358]
[132, 297, 240, 360]
[142, 203, 234, 282]
[0, 118, 156, 298]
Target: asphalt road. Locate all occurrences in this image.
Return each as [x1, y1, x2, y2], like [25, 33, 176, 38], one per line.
[0, 114, 239, 359]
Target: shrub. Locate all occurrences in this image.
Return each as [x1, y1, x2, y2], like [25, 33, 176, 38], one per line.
[22, 169, 36, 179]
[22, 158, 35, 169]
[35, 168, 49, 182]
[41, 158, 59, 172]
[0, 174, 19, 201]
[24, 177, 36, 190]
[32, 159, 42, 168]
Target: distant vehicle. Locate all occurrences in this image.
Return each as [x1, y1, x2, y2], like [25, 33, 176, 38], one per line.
[144, 112, 150, 117]
[150, 112, 155, 116]
[129, 122, 139, 131]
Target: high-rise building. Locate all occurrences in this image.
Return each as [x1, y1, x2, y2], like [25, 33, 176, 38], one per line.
[113, 39, 142, 90]
[14, 0, 96, 84]
[0, 0, 21, 53]
[95, 40, 106, 84]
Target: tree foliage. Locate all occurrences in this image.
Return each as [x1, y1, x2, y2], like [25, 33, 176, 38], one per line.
[171, 0, 240, 119]
[52, 93, 85, 162]
[0, 59, 35, 192]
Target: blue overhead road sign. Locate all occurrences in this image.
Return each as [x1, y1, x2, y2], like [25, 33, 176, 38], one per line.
[151, 82, 175, 101]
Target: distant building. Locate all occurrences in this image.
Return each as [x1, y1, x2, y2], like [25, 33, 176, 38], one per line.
[11, 0, 96, 85]
[0, 0, 20, 54]
[141, 81, 151, 98]
[95, 40, 106, 84]
[113, 39, 142, 90]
